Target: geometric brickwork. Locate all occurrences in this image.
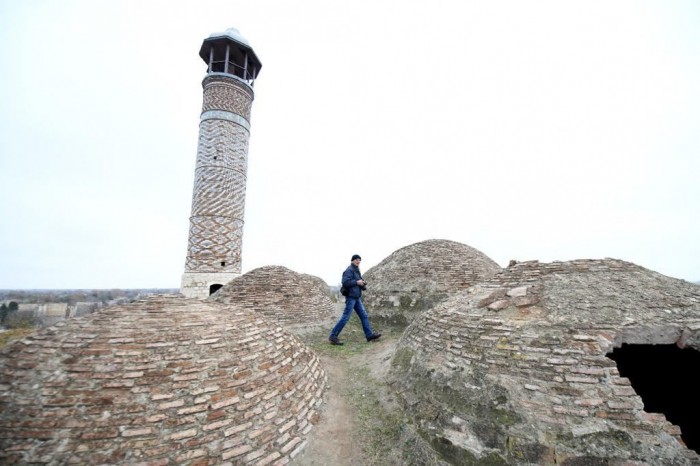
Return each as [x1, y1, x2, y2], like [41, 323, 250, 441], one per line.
[209, 266, 335, 329]
[185, 216, 244, 272]
[190, 131, 249, 216]
[202, 78, 253, 119]
[182, 74, 255, 298]
[0, 295, 327, 464]
[362, 239, 502, 326]
[180, 27, 262, 299]
[390, 259, 700, 464]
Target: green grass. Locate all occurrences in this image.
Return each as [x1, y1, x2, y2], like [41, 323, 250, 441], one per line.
[344, 365, 406, 463]
[298, 324, 412, 465]
[0, 327, 35, 348]
[302, 320, 377, 357]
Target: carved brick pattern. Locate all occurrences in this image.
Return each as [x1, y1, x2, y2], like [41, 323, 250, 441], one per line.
[391, 258, 700, 464]
[201, 76, 253, 119]
[184, 78, 252, 277]
[190, 167, 246, 218]
[185, 255, 241, 274]
[210, 266, 335, 327]
[0, 296, 327, 465]
[185, 217, 243, 273]
[196, 119, 249, 175]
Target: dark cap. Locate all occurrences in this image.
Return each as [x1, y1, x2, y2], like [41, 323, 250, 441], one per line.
[351, 254, 361, 261]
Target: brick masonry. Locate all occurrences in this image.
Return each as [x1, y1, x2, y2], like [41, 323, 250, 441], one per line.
[363, 239, 502, 325]
[3, 244, 699, 464]
[390, 258, 700, 464]
[182, 75, 256, 298]
[209, 266, 335, 328]
[0, 295, 326, 465]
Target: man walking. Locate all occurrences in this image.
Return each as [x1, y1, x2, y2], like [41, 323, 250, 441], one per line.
[329, 254, 381, 345]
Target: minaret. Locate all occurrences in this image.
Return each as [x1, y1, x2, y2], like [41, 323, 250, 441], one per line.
[181, 28, 262, 298]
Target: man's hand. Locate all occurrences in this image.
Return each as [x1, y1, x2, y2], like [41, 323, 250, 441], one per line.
[357, 279, 365, 286]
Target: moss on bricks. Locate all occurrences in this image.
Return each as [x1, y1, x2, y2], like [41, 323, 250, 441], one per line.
[428, 433, 508, 466]
[506, 436, 555, 464]
[391, 347, 415, 371]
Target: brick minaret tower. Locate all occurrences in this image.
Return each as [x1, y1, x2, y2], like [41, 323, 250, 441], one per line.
[181, 28, 262, 298]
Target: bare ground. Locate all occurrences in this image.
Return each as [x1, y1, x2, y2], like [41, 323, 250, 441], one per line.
[291, 314, 409, 466]
[290, 306, 445, 466]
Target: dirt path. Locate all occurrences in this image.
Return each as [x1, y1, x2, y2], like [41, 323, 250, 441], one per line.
[291, 322, 402, 466]
[292, 353, 358, 465]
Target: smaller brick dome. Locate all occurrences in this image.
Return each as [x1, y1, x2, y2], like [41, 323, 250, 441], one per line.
[210, 265, 335, 328]
[390, 259, 700, 465]
[0, 295, 326, 465]
[301, 273, 333, 300]
[362, 239, 501, 325]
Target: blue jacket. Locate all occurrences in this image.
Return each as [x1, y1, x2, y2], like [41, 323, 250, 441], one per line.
[342, 264, 363, 298]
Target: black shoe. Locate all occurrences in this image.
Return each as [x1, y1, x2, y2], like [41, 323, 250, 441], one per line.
[329, 337, 344, 346]
[366, 333, 382, 342]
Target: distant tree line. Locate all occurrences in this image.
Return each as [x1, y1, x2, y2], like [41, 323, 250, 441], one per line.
[0, 289, 179, 329]
[0, 289, 179, 305]
[0, 302, 19, 326]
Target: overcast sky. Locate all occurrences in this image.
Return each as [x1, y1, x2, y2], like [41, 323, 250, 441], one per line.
[1, 0, 698, 289]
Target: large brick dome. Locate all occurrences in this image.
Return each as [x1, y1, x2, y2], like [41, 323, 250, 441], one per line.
[390, 259, 700, 464]
[209, 266, 334, 328]
[0, 295, 326, 465]
[362, 239, 501, 326]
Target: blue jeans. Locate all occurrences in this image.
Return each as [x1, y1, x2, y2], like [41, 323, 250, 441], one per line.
[330, 296, 373, 339]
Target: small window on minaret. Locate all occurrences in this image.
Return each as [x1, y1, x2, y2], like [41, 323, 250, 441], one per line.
[221, 261, 226, 267]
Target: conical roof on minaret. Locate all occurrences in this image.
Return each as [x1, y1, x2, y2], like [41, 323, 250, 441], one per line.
[199, 27, 262, 70]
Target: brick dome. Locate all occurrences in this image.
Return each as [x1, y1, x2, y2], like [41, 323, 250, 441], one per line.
[362, 239, 501, 325]
[301, 273, 333, 300]
[390, 259, 700, 464]
[209, 265, 334, 328]
[0, 295, 326, 465]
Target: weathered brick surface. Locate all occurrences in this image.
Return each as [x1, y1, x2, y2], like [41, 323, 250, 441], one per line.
[182, 73, 256, 298]
[210, 266, 334, 328]
[0, 295, 326, 465]
[391, 258, 700, 464]
[363, 239, 502, 325]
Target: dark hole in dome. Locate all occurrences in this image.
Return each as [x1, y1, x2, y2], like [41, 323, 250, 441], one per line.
[209, 284, 223, 295]
[607, 343, 700, 453]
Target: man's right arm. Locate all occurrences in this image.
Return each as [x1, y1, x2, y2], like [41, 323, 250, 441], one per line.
[341, 268, 354, 288]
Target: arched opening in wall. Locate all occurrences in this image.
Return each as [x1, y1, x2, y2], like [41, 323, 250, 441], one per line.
[607, 344, 700, 454]
[209, 284, 223, 295]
